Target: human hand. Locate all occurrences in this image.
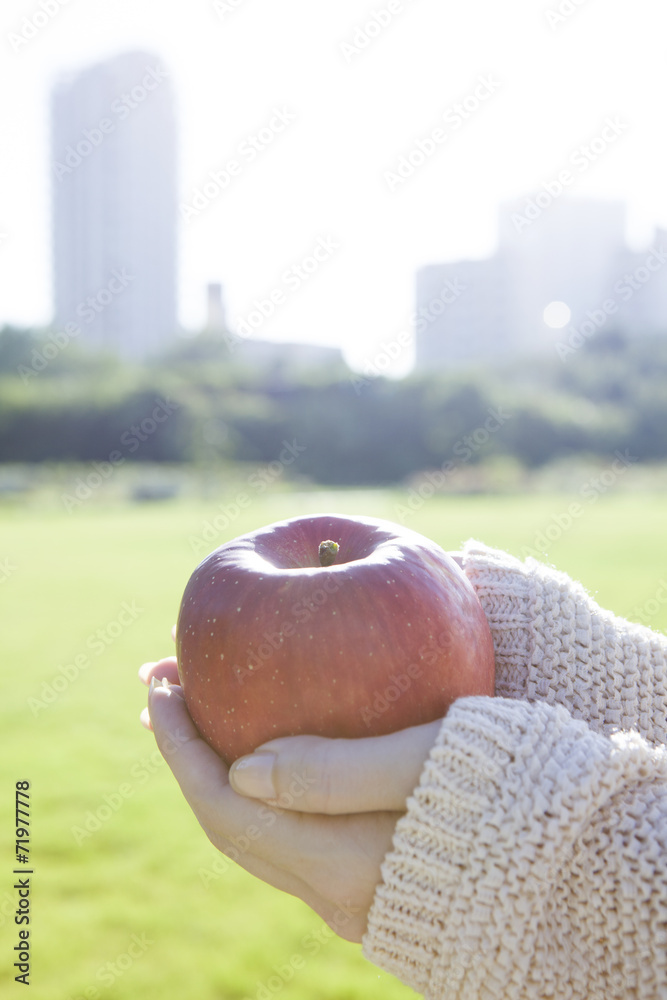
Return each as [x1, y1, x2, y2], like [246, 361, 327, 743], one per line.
[139, 655, 440, 942]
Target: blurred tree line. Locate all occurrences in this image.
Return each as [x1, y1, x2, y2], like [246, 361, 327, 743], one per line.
[0, 324, 666, 485]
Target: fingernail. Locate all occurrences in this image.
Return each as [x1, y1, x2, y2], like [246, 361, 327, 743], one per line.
[149, 676, 158, 694]
[229, 752, 276, 800]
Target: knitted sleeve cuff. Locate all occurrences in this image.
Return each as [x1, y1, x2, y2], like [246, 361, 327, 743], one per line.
[361, 696, 509, 996]
[459, 540, 537, 702]
[459, 540, 667, 745]
[361, 696, 662, 999]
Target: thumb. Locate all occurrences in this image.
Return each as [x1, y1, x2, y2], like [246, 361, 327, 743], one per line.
[228, 720, 442, 814]
[147, 679, 232, 821]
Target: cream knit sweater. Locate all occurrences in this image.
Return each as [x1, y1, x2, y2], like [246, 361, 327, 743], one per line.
[362, 540, 667, 999]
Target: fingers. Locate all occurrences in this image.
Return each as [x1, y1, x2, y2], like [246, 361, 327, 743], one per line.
[139, 660, 180, 729]
[138, 656, 179, 686]
[141, 675, 395, 941]
[146, 681, 302, 857]
[145, 684, 340, 904]
[147, 681, 231, 811]
[228, 720, 442, 814]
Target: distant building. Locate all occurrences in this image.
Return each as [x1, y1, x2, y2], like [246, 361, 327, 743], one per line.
[416, 255, 513, 366]
[232, 338, 346, 374]
[51, 51, 178, 358]
[205, 282, 227, 334]
[415, 198, 667, 369]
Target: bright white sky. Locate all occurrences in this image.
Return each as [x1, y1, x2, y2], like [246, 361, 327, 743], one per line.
[1, 0, 665, 371]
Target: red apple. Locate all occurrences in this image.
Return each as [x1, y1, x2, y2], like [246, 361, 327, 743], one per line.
[176, 513, 495, 764]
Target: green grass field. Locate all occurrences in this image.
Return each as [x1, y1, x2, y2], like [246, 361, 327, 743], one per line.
[1, 487, 665, 999]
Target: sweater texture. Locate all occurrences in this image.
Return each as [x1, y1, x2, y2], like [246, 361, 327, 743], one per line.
[361, 541, 667, 999]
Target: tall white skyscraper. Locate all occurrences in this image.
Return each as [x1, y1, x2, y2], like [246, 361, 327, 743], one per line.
[51, 51, 177, 358]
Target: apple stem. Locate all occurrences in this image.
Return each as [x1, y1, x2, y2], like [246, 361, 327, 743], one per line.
[318, 540, 339, 567]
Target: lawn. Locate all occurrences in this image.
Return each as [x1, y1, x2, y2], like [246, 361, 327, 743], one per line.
[0, 486, 665, 998]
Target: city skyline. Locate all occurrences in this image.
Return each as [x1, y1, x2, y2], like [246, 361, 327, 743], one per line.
[1, 0, 666, 374]
[415, 197, 667, 370]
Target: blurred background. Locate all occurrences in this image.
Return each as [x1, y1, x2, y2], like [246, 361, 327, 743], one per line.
[1, 1, 666, 998]
[1, 0, 667, 494]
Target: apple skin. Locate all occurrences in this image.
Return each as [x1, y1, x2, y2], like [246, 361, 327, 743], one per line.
[176, 513, 495, 765]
